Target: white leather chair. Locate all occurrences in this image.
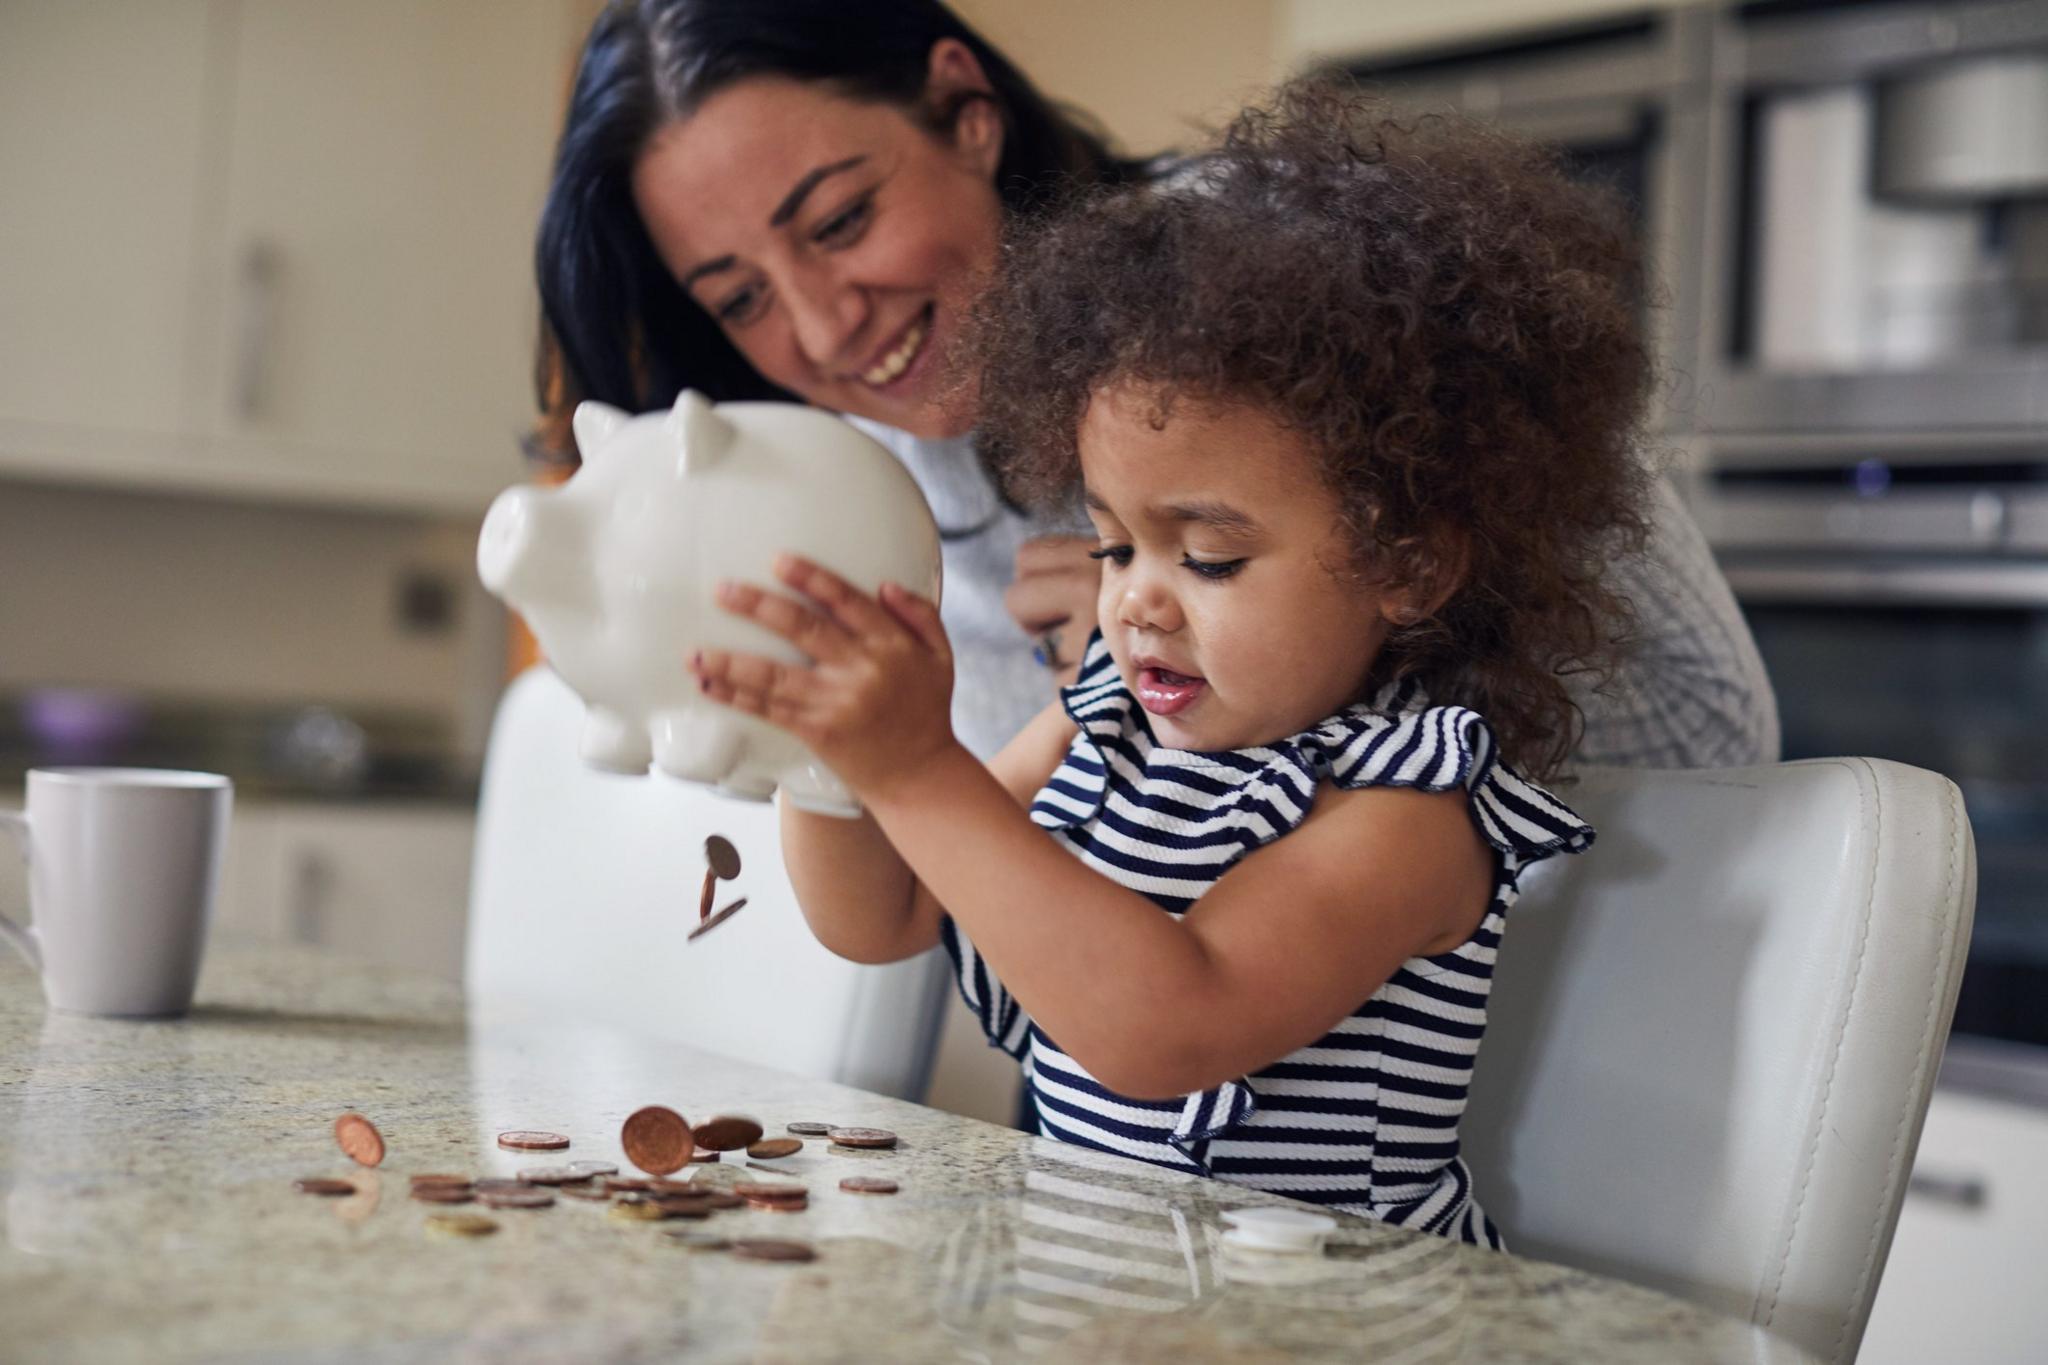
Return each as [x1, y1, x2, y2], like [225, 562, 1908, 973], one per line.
[465, 666, 953, 1099]
[1464, 758, 1976, 1364]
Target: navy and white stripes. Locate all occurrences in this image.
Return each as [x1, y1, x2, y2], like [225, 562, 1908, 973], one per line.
[940, 632, 1595, 1249]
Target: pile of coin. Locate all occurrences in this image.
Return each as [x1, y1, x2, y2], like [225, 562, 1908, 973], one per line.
[294, 1109, 902, 1263]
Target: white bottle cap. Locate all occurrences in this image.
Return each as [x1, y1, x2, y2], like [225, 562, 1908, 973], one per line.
[1219, 1205, 1339, 1254]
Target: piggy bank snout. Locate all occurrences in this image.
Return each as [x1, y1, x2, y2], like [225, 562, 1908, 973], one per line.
[477, 486, 562, 606]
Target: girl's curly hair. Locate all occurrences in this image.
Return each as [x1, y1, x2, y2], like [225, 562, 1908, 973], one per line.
[969, 79, 1655, 780]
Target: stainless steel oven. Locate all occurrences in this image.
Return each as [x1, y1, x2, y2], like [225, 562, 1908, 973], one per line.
[1695, 449, 2048, 1092]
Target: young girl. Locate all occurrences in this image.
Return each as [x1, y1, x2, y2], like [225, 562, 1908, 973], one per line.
[687, 81, 1652, 1249]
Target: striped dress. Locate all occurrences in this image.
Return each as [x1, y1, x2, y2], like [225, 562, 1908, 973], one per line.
[940, 632, 1595, 1248]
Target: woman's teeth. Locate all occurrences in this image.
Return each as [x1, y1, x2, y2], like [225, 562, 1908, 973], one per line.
[862, 312, 928, 387]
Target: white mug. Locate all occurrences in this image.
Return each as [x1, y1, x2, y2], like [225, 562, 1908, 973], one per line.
[0, 767, 232, 1017]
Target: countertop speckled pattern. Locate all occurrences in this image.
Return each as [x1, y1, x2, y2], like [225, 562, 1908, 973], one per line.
[0, 942, 1810, 1363]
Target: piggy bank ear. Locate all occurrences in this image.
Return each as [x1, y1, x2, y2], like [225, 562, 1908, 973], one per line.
[669, 389, 733, 475]
[571, 401, 628, 462]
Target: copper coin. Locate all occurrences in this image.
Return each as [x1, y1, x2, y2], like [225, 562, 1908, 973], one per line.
[685, 897, 748, 942]
[410, 1185, 475, 1204]
[704, 834, 742, 881]
[496, 1130, 571, 1151]
[663, 1231, 731, 1252]
[609, 1200, 672, 1222]
[839, 1176, 899, 1195]
[732, 1181, 807, 1202]
[475, 1178, 534, 1193]
[567, 1161, 618, 1177]
[333, 1113, 386, 1167]
[622, 1106, 695, 1174]
[410, 1173, 472, 1187]
[653, 1197, 712, 1219]
[424, 1213, 498, 1239]
[603, 1176, 655, 1193]
[559, 1183, 612, 1201]
[826, 1127, 898, 1149]
[731, 1238, 816, 1263]
[786, 1122, 833, 1137]
[689, 1151, 722, 1164]
[518, 1166, 592, 1185]
[692, 1116, 764, 1152]
[697, 870, 716, 921]
[700, 1192, 745, 1211]
[750, 1197, 809, 1213]
[479, 1188, 555, 1209]
[294, 1177, 356, 1196]
[746, 1138, 803, 1160]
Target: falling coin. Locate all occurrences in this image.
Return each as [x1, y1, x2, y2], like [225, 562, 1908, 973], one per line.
[480, 1188, 555, 1209]
[731, 1238, 816, 1263]
[622, 1106, 696, 1174]
[411, 1185, 475, 1205]
[567, 1161, 618, 1177]
[786, 1122, 833, 1137]
[826, 1127, 898, 1150]
[425, 1214, 499, 1239]
[686, 897, 749, 942]
[293, 1177, 356, 1196]
[690, 1151, 722, 1164]
[839, 1177, 899, 1195]
[704, 834, 742, 881]
[333, 1113, 386, 1167]
[746, 1138, 803, 1160]
[497, 1130, 571, 1151]
[693, 1116, 765, 1152]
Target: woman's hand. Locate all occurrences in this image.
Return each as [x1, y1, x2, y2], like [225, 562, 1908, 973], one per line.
[1004, 536, 1102, 684]
[689, 554, 961, 800]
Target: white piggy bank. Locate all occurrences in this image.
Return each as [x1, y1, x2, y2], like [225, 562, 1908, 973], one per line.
[476, 390, 941, 818]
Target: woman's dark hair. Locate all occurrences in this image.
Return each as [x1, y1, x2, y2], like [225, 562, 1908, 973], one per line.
[972, 79, 1656, 780]
[532, 0, 1141, 464]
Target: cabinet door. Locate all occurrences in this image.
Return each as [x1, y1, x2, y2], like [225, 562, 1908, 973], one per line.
[259, 803, 476, 982]
[199, 0, 572, 508]
[0, 1, 214, 448]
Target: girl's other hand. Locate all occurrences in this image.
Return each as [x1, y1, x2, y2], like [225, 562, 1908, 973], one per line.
[1004, 536, 1102, 684]
[690, 554, 959, 800]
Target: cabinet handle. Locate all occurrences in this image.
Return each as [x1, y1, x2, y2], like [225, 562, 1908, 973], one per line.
[235, 241, 280, 420]
[291, 850, 330, 946]
[1906, 1170, 1987, 1210]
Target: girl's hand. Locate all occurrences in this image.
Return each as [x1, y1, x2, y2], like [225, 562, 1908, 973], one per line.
[1004, 536, 1101, 684]
[689, 554, 959, 800]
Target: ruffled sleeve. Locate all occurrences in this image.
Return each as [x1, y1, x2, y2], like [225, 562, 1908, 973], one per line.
[1298, 689, 1596, 873]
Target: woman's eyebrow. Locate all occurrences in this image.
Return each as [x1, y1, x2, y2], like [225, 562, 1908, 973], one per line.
[769, 156, 869, 227]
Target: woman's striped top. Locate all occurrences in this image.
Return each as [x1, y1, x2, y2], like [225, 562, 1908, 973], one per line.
[939, 632, 1595, 1248]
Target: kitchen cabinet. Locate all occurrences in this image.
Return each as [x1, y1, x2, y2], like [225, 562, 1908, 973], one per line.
[1859, 1087, 2048, 1363]
[215, 801, 476, 982]
[0, 0, 581, 514]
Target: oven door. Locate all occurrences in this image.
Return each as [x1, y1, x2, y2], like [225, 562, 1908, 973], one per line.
[1728, 555, 2048, 1065]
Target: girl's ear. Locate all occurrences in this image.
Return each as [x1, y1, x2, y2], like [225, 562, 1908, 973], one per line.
[925, 38, 1004, 179]
[1379, 529, 1471, 627]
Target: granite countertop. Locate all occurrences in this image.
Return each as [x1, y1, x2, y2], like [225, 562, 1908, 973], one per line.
[0, 942, 1812, 1363]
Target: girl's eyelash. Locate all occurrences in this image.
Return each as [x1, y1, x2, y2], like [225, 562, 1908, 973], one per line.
[1087, 546, 1246, 581]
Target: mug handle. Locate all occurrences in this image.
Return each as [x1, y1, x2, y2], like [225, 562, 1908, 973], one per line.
[0, 809, 39, 972]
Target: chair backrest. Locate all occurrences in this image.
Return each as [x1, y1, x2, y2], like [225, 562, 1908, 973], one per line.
[1464, 758, 1975, 1364]
[466, 667, 952, 1100]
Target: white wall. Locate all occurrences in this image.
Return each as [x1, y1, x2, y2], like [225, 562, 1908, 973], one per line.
[1277, 0, 1692, 67]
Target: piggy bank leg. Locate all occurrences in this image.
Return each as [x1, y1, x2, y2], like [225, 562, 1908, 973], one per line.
[579, 707, 652, 773]
[781, 763, 862, 819]
[650, 708, 743, 785]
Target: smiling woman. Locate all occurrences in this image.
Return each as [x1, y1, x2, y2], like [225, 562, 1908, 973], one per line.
[533, 0, 1148, 756]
